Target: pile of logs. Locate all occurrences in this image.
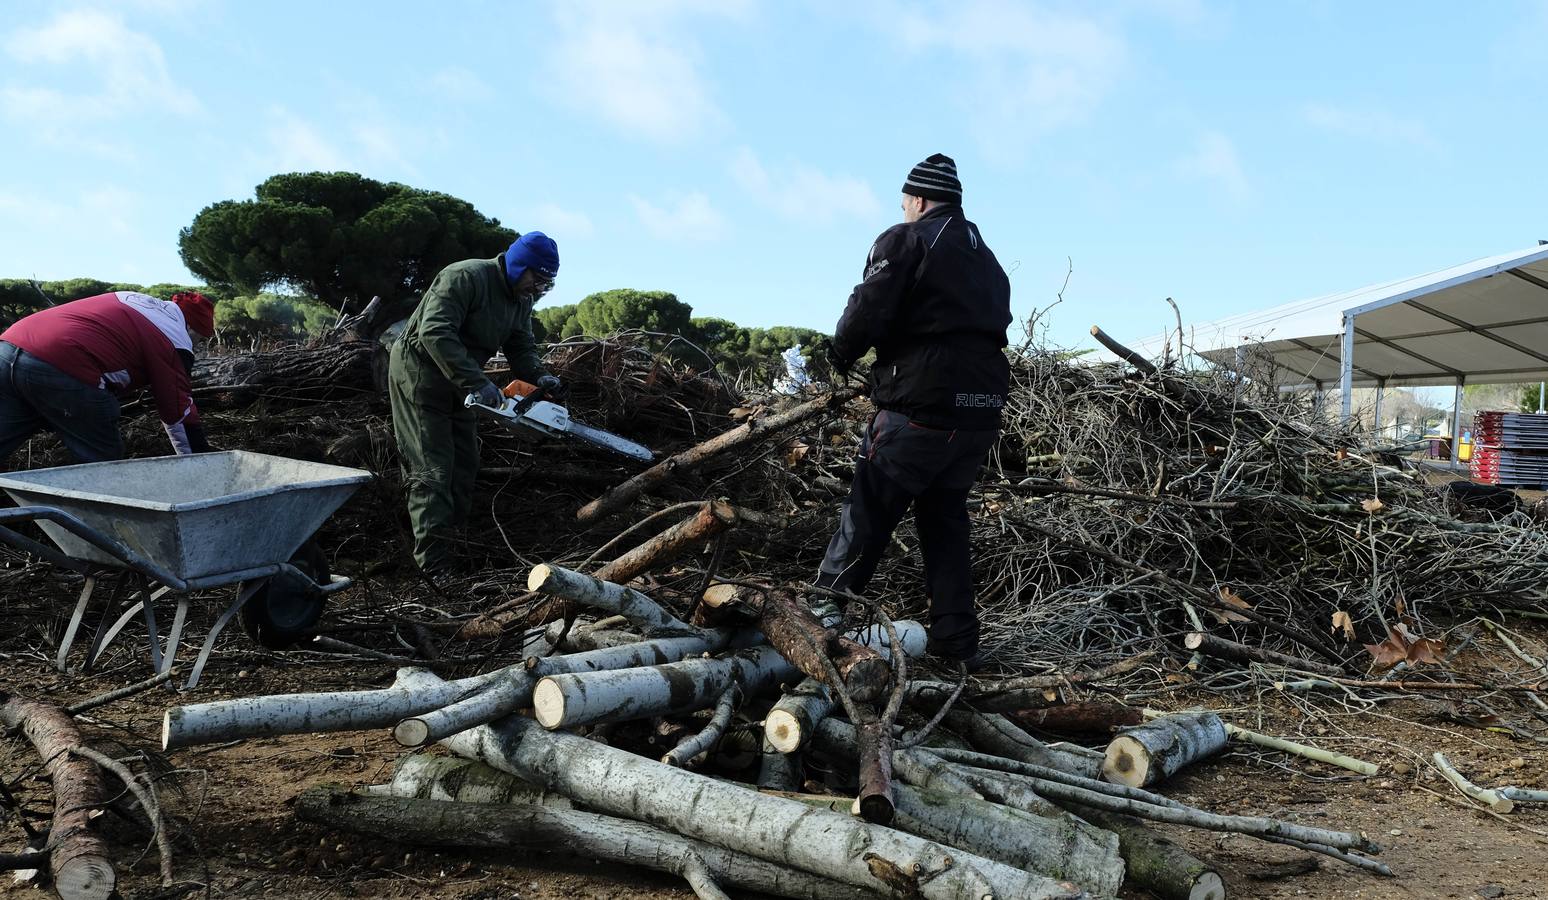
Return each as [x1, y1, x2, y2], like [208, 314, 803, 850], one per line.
[150, 563, 1388, 900]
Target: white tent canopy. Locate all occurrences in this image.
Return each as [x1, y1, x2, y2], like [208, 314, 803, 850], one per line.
[1126, 243, 1548, 391]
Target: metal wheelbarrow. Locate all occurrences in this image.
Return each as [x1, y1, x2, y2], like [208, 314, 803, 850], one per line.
[0, 450, 371, 689]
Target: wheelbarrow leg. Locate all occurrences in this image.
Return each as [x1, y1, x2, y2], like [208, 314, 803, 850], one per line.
[139, 591, 163, 674]
[158, 588, 187, 676]
[83, 576, 148, 672]
[55, 575, 98, 671]
[183, 579, 266, 691]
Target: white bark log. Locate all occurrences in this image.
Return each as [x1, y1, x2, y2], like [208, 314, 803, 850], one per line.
[439, 709, 1086, 900]
[163, 665, 510, 750]
[533, 623, 923, 731]
[1103, 712, 1228, 788]
[528, 563, 710, 637]
[534, 645, 796, 730]
[1433, 752, 1514, 813]
[813, 718, 1121, 897]
[766, 677, 835, 754]
[946, 711, 1103, 779]
[397, 632, 739, 746]
[296, 788, 868, 900]
[373, 753, 573, 807]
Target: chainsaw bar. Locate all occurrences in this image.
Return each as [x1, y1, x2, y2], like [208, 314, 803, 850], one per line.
[466, 396, 654, 462]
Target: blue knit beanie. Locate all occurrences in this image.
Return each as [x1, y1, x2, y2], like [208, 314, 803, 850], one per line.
[504, 231, 560, 286]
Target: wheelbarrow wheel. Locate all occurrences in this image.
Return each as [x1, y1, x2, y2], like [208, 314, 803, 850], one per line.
[241, 541, 329, 650]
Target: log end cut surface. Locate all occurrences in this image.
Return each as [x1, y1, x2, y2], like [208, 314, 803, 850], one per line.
[55, 853, 116, 900]
[764, 710, 801, 754]
[393, 718, 430, 748]
[532, 679, 566, 729]
[1191, 872, 1226, 900]
[1102, 735, 1149, 788]
[527, 564, 555, 592]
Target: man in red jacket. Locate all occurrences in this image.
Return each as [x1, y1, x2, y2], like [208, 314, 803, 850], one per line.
[0, 290, 215, 463]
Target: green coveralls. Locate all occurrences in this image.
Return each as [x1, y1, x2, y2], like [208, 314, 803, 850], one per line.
[388, 254, 548, 572]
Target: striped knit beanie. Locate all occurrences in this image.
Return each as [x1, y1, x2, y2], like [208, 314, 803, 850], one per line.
[902, 153, 962, 204]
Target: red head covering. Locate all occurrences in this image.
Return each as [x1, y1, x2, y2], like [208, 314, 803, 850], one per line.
[171, 291, 215, 337]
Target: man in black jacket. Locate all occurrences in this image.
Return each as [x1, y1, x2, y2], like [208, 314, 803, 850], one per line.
[818, 153, 1012, 667]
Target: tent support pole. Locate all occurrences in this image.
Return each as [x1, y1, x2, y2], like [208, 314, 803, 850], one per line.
[1452, 379, 1465, 472]
[1372, 379, 1385, 436]
[1339, 312, 1355, 423]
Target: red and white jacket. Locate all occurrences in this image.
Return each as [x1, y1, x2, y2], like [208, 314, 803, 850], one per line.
[1, 292, 203, 454]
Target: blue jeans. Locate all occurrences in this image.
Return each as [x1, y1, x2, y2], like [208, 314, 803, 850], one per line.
[0, 341, 123, 464]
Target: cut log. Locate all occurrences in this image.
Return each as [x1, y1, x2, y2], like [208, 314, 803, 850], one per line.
[810, 718, 1122, 897]
[534, 645, 797, 730]
[946, 710, 1104, 779]
[576, 388, 860, 524]
[765, 677, 835, 754]
[532, 622, 924, 731]
[1183, 632, 1343, 677]
[1103, 711, 1228, 788]
[438, 708, 1085, 900]
[1008, 702, 1144, 734]
[163, 664, 514, 750]
[757, 735, 804, 791]
[854, 720, 895, 825]
[1070, 808, 1225, 900]
[396, 632, 738, 746]
[528, 563, 710, 637]
[757, 589, 891, 703]
[375, 753, 572, 807]
[295, 788, 864, 900]
[191, 341, 380, 404]
[0, 695, 115, 900]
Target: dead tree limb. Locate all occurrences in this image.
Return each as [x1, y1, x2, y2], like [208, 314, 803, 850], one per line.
[663, 686, 738, 767]
[0, 695, 116, 900]
[1184, 632, 1343, 677]
[757, 589, 890, 703]
[576, 388, 859, 524]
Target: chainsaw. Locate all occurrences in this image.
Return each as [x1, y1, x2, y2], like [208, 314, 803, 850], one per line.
[465, 379, 654, 462]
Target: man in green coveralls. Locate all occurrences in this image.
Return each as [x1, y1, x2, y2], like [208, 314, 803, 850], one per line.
[388, 231, 565, 577]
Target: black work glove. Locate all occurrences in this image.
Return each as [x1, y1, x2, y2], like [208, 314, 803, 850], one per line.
[826, 347, 852, 384]
[185, 421, 213, 454]
[473, 380, 503, 407]
[537, 374, 569, 403]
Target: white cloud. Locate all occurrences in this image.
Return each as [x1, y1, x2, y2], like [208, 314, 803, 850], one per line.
[260, 108, 349, 173]
[0, 9, 198, 136]
[545, 1, 747, 143]
[1177, 131, 1249, 201]
[629, 192, 725, 241]
[875, 0, 1127, 154]
[1302, 103, 1437, 149]
[426, 67, 495, 105]
[529, 203, 596, 240]
[730, 148, 881, 223]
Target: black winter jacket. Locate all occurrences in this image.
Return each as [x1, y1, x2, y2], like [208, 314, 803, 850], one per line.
[831, 205, 1012, 429]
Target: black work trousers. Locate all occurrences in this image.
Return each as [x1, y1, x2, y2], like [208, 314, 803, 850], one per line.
[817, 409, 997, 659]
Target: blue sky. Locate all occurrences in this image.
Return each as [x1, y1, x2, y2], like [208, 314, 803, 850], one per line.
[2, 0, 1546, 352]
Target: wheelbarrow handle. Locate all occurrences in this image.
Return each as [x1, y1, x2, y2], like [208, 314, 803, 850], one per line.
[0, 506, 186, 588]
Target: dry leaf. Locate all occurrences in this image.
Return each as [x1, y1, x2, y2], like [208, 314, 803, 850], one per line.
[1362, 625, 1445, 669]
[1208, 587, 1253, 624]
[1336, 448, 1348, 461]
[1406, 637, 1445, 666]
[1331, 610, 1356, 640]
[1361, 498, 1384, 513]
[1362, 634, 1409, 669]
[784, 440, 810, 469]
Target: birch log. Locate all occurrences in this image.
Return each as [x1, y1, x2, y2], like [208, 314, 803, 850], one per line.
[1183, 632, 1343, 677]
[0, 696, 115, 900]
[1103, 712, 1228, 788]
[295, 788, 868, 900]
[1069, 809, 1225, 900]
[528, 563, 709, 637]
[533, 622, 924, 731]
[397, 632, 738, 746]
[946, 710, 1104, 779]
[1433, 752, 1514, 813]
[575, 388, 859, 524]
[766, 678, 836, 753]
[440, 710, 1087, 900]
[534, 645, 797, 729]
[372, 753, 573, 807]
[663, 686, 737, 767]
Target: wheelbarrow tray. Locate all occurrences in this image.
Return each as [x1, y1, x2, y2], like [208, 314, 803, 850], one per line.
[0, 451, 369, 581]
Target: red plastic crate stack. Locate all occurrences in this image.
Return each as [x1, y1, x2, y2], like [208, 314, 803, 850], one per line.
[1470, 411, 1548, 486]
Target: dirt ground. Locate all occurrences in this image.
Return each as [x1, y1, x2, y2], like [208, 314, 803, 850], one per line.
[4, 573, 1546, 900]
